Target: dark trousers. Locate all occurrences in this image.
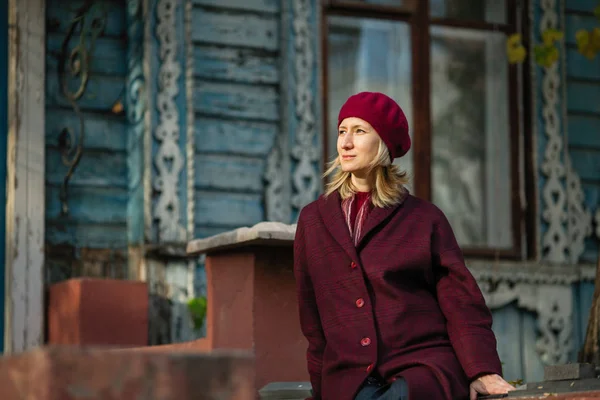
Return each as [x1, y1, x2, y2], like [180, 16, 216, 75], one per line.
[354, 376, 409, 400]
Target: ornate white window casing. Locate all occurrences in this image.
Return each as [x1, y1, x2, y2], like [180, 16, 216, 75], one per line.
[538, 0, 593, 264]
[266, 0, 322, 223]
[471, 260, 595, 366]
[153, 0, 186, 243]
[141, 0, 197, 343]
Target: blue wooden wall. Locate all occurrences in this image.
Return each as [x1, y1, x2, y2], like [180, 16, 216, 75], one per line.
[565, 0, 600, 263]
[0, 0, 8, 353]
[45, 0, 128, 253]
[191, 0, 280, 239]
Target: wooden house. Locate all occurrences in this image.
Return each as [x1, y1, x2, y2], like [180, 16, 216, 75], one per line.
[1, 0, 599, 384]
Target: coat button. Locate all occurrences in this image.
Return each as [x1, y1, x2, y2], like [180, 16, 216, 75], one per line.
[366, 363, 374, 373]
[361, 337, 371, 346]
[355, 298, 365, 308]
[350, 261, 357, 269]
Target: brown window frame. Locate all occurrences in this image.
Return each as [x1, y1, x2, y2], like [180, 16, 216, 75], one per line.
[320, 0, 536, 260]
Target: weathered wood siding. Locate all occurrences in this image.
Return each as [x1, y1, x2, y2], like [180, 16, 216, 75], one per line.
[191, 0, 280, 238]
[45, 0, 128, 257]
[565, 0, 600, 263]
[0, 0, 8, 352]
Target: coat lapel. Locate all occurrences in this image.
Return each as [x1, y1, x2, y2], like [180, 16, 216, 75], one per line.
[317, 192, 359, 262]
[355, 204, 400, 248]
[356, 188, 409, 248]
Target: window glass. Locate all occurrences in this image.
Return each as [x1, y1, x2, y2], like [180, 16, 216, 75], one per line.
[327, 16, 414, 180]
[430, 26, 512, 248]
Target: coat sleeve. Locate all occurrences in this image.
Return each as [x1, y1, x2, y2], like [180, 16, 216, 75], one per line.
[431, 210, 503, 381]
[294, 212, 326, 400]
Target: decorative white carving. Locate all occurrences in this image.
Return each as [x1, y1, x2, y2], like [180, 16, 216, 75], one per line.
[290, 0, 321, 212]
[265, 134, 292, 223]
[476, 269, 573, 365]
[565, 154, 592, 263]
[154, 0, 186, 242]
[185, 0, 195, 239]
[126, 0, 147, 245]
[539, 0, 568, 264]
[558, 0, 593, 263]
[469, 260, 596, 285]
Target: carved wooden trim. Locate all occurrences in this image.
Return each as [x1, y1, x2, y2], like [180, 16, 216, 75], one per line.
[266, 0, 322, 223]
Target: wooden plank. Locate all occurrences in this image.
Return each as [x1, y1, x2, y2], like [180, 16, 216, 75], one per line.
[46, 185, 128, 224]
[565, 14, 598, 46]
[46, 109, 126, 151]
[195, 190, 263, 226]
[194, 225, 236, 239]
[491, 304, 524, 382]
[195, 154, 265, 192]
[46, 0, 126, 37]
[576, 281, 596, 350]
[191, 8, 278, 51]
[195, 117, 276, 156]
[45, 221, 128, 248]
[192, 0, 279, 13]
[46, 148, 128, 187]
[567, 81, 600, 114]
[46, 70, 125, 111]
[193, 45, 279, 84]
[581, 239, 599, 264]
[194, 81, 279, 121]
[521, 311, 545, 383]
[46, 34, 127, 76]
[565, 0, 597, 14]
[569, 149, 600, 182]
[568, 115, 600, 148]
[567, 47, 600, 81]
[6, 0, 46, 353]
[582, 182, 599, 212]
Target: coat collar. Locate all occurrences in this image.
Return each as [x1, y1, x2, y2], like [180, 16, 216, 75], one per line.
[317, 189, 408, 259]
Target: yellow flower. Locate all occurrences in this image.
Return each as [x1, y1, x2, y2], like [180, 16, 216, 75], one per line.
[111, 100, 124, 114]
[542, 29, 564, 46]
[506, 33, 527, 64]
[576, 29, 598, 60]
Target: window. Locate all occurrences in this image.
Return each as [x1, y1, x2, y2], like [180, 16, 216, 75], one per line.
[322, 0, 534, 259]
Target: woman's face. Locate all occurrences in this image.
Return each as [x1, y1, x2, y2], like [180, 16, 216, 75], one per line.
[337, 117, 380, 177]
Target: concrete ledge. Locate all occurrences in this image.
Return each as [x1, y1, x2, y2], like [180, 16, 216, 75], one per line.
[186, 222, 296, 255]
[0, 346, 254, 400]
[259, 382, 312, 400]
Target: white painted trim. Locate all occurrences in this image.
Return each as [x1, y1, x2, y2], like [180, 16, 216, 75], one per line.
[5, 0, 46, 353]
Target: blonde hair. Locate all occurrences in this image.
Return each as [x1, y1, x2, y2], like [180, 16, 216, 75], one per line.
[323, 139, 410, 208]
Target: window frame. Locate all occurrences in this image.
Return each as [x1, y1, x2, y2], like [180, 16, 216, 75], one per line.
[320, 0, 536, 260]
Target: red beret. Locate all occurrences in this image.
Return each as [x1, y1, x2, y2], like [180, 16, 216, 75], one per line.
[337, 92, 411, 159]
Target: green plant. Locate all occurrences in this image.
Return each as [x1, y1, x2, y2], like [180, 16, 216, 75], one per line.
[187, 296, 207, 332]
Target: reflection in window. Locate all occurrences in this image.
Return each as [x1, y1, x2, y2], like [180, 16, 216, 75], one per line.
[327, 17, 413, 180]
[430, 26, 511, 249]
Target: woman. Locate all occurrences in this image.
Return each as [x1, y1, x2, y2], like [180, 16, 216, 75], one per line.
[293, 92, 515, 400]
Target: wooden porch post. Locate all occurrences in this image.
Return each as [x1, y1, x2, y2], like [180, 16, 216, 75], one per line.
[5, 0, 46, 353]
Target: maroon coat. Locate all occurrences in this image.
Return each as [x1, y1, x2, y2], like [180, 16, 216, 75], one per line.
[293, 192, 502, 400]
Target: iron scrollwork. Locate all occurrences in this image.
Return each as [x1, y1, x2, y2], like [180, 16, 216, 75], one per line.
[57, 1, 107, 214]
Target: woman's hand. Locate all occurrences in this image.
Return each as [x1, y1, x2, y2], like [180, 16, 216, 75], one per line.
[469, 374, 515, 400]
